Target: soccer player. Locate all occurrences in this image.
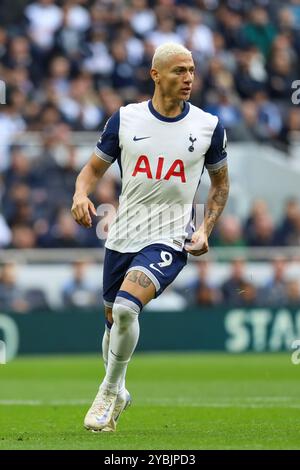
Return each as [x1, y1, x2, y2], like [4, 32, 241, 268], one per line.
[71, 43, 229, 432]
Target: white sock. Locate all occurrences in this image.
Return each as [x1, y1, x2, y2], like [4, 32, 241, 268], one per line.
[102, 326, 110, 371]
[118, 368, 127, 395]
[102, 324, 127, 394]
[102, 301, 140, 392]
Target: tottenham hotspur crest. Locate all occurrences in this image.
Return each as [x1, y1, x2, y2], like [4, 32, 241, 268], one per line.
[188, 134, 197, 152]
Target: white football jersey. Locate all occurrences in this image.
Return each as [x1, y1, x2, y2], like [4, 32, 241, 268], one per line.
[95, 100, 227, 253]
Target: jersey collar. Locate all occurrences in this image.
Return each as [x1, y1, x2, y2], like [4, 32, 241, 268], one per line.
[148, 100, 190, 122]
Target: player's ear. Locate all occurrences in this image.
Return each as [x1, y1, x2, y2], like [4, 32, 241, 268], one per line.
[150, 68, 160, 84]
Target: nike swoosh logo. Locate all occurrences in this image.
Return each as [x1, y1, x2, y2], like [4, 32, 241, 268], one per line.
[149, 263, 165, 276]
[110, 349, 124, 359]
[95, 405, 112, 423]
[133, 136, 151, 141]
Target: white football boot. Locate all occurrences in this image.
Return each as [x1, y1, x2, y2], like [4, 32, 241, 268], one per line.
[84, 387, 118, 431]
[101, 389, 132, 432]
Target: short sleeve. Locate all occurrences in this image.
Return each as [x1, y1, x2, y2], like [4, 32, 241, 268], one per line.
[204, 120, 227, 171]
[94, 110, 121, 164]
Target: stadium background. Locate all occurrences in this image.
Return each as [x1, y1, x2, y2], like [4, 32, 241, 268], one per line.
[0, 0, 300, 450]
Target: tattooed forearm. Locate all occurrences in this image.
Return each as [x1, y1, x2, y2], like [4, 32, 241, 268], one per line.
[204, 165, 229, 236]
[205, 209, 220, 236]
[212, 187, 229, 205]
[126, 271, 152, 288]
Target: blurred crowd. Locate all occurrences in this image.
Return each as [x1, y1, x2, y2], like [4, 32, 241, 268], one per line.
[1, 257, 300, 313]
[178, 257, 300, 309]
[0, 145, 119, 248]
[211, 198, 300, 248]
[0, 0, 300, 314]
[1, 0, 300, 249]
[0, 0, 300, 151]
[1, 154, 300, 248]
[0, 260, 99, 312]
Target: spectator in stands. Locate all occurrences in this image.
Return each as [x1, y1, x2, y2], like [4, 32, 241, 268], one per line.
[147, 17, 182, 48]
[33, 104, 63, 134]
[222, 259, 257, 306]
[47, 55, 72, 101]
[183, 260, 222, 307]
[216, 5, 246, 50]
[62, 0, 91, 33]
[62, 260, 98, 308]
[177, 8, 215, 62]
[253, 90, 283, 142]
[236, 100, 262, 141]
[110, 40, 138, 102]
[46, 208, 83, 248]
[24, 0, 63, 56]
[245, 211, 277, 247]
[242, 7, 277, 59]
[213, 215, 246, 247]
[98, 86, 124, 120]
[259, 258, 288, 307]
[128, 0, 157, 38]
[10, 224, 37, 249]
[0, 262, 29, 313]
[234, 46, 267, 99]
[0, 0, 299, 254]
[94, 175, 119, 208]
[205, 57, 236, 96]
[240, 281, 258, 306]
[56, 146, 79, 201]
[286, 278, 300, 306]
[276, 198, 300, 246]
[9, 201, 34, 227]
[244, 199, 269, 234]
[4, 147, 35, 190]
[82, 28, 114, 78]
[115, 24, 144, 67]
[135, 40, 156, 96]
[205, 90, 241, 139]
[268, 39, 297, 101]
[3, 36, 41, 85]
[3, 182, 32, 227]
[58, 73, 103, 130]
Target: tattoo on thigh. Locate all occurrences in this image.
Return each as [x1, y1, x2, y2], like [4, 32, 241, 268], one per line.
[127, 271, 152, 288]
[127, 271, 138, 283]
[138, 273, 152, 288]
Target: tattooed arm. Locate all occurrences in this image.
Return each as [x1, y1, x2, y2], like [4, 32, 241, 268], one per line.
[185, 164, 229, 256]
[204, 164, 230, 237]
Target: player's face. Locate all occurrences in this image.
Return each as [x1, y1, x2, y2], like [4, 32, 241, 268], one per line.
[158, 54, 195, 101]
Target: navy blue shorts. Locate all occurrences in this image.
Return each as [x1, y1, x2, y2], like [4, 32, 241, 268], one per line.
[103, 243, 187, 308]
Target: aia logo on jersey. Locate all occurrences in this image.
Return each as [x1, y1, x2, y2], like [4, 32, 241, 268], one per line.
[132, 155, 186, 183]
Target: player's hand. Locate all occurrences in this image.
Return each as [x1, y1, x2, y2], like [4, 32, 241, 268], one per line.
[71, 193, 97, 228]
[184, 229, 209, 256]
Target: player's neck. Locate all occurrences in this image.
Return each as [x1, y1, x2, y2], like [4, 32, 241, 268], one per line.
[151, 94, 184, 118]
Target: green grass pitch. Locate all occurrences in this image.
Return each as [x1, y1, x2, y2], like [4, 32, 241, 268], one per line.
[0, 352, 299, 450]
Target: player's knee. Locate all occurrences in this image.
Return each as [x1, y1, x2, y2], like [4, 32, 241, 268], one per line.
[112, 303, 138, 331]
[112, 293, 141, 331]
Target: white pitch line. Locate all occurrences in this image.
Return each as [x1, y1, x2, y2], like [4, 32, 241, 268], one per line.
[243, 396, 291, 402]
[0, 398, 300, 409]
[0, 399, 90, 406]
